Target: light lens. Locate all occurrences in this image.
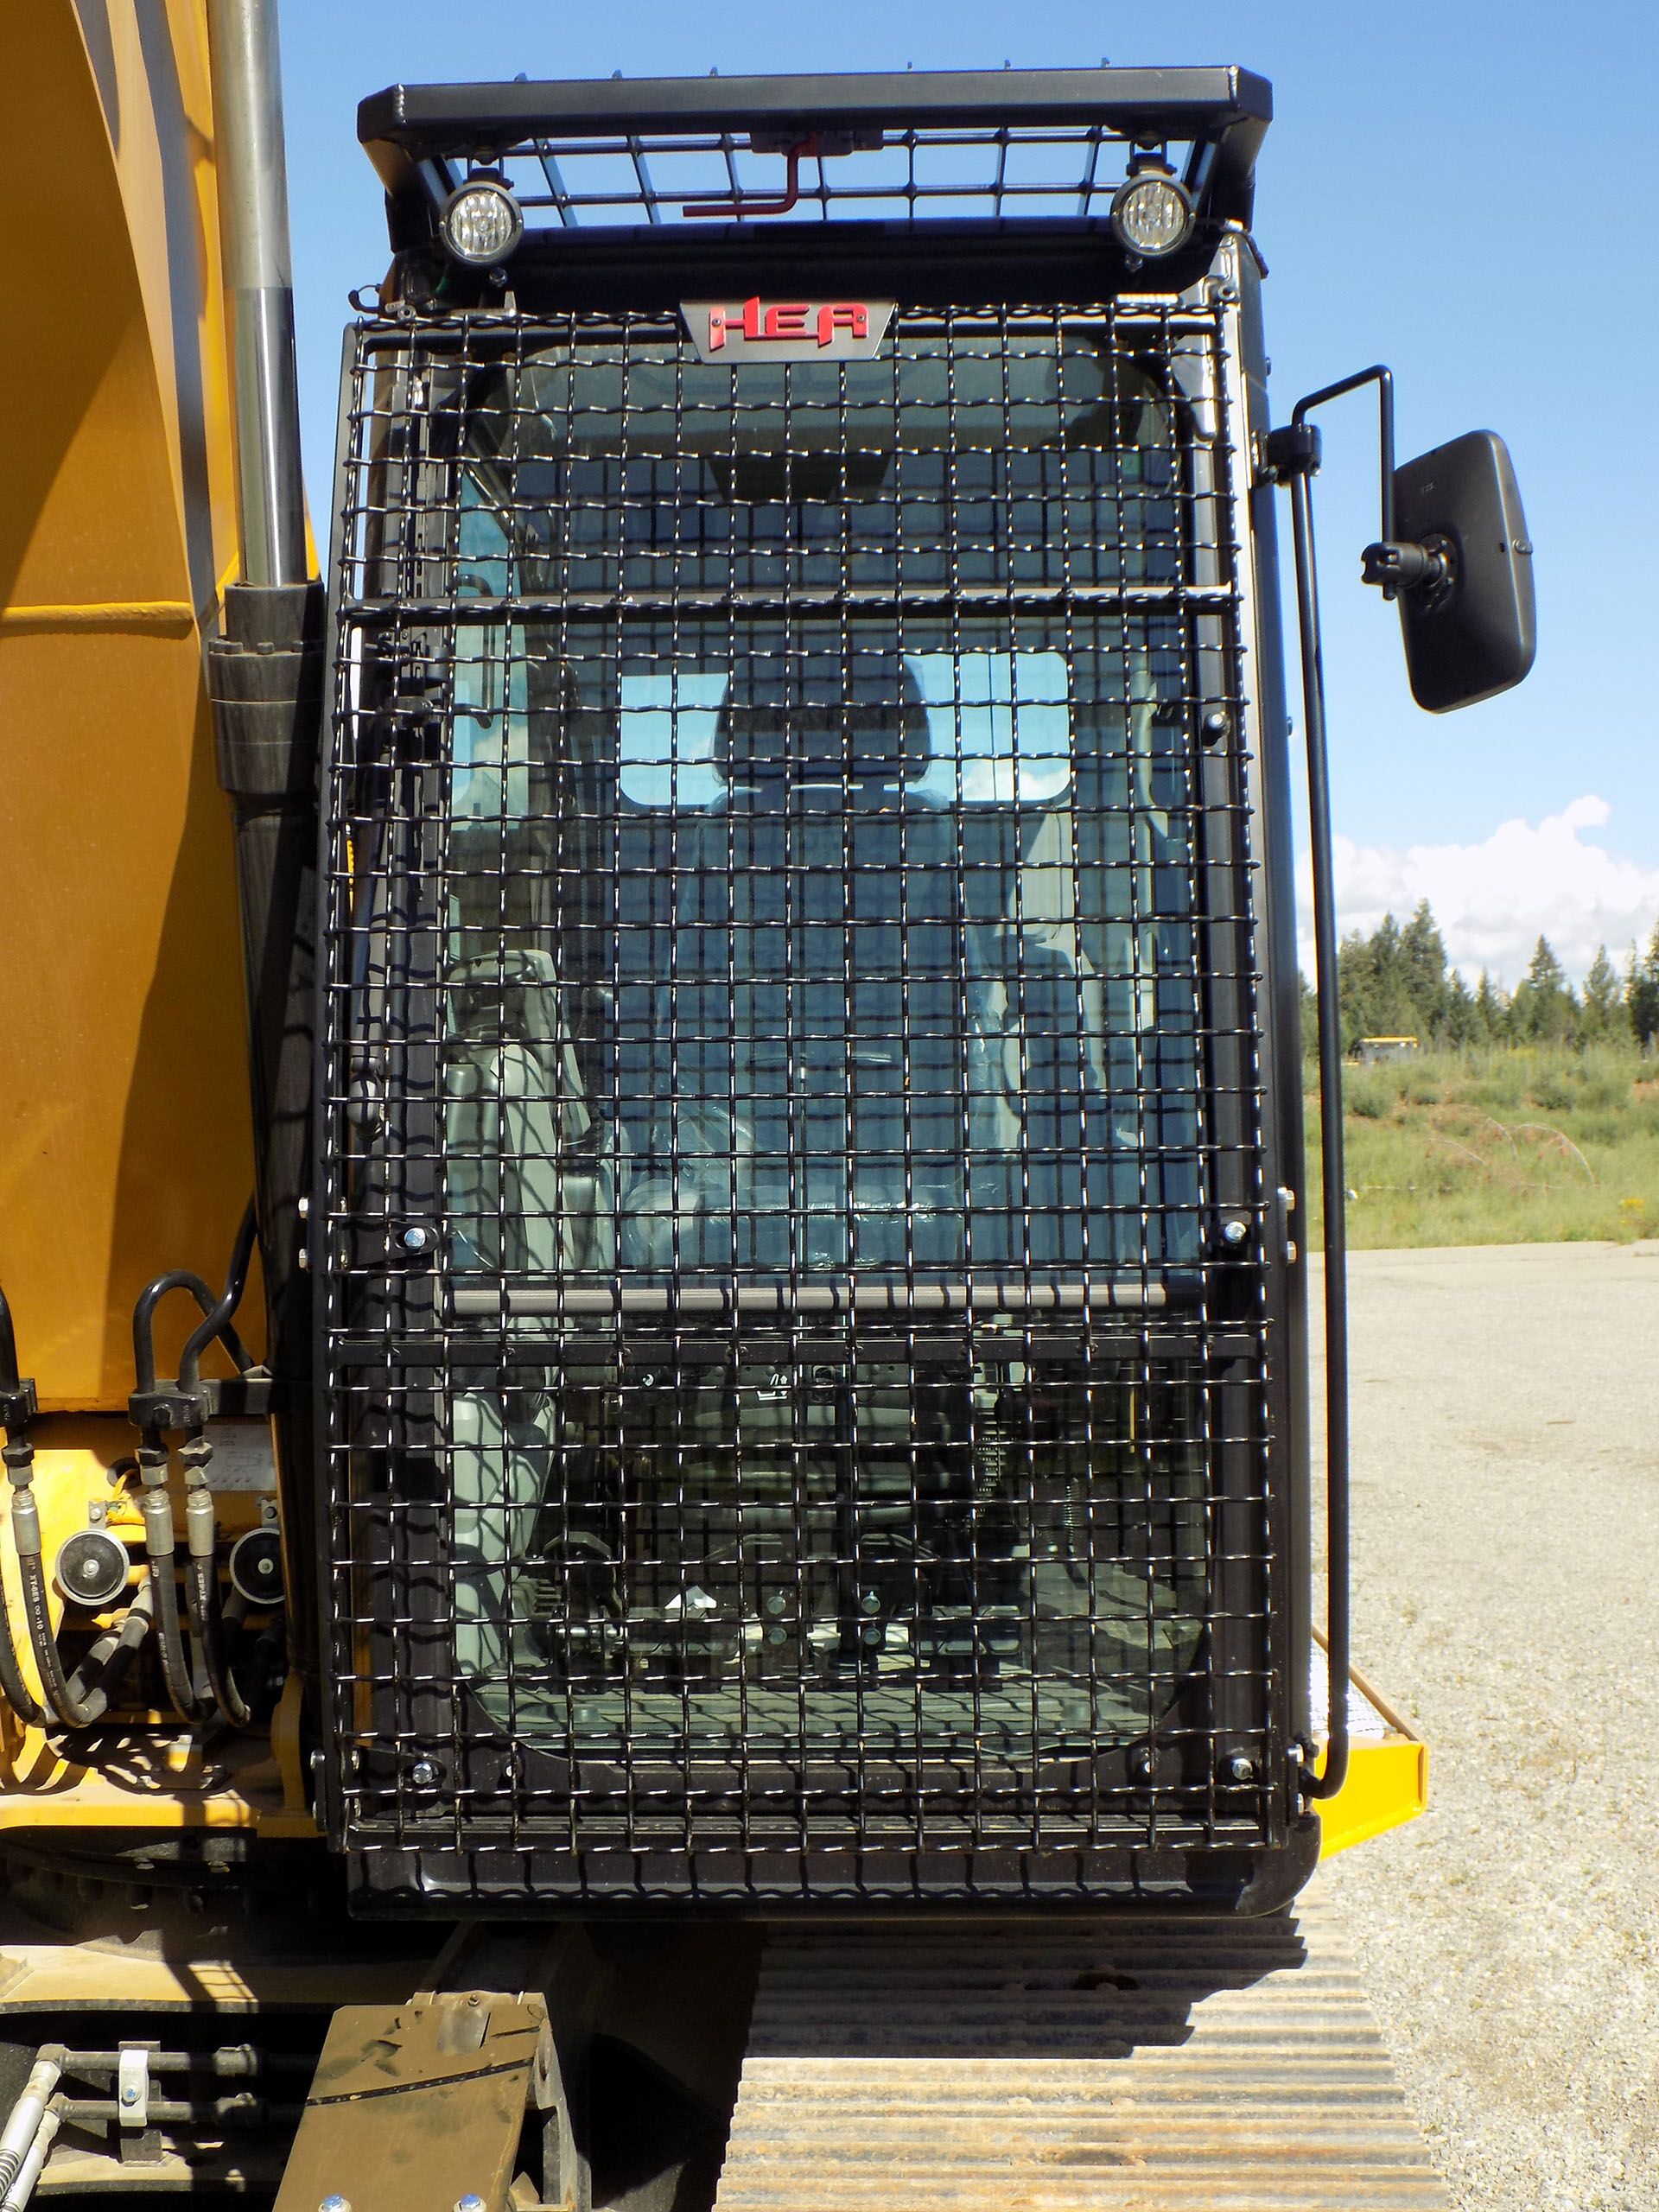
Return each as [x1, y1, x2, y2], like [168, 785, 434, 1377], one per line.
[1110, 173, 1194, 258]
[441, 179, 524, 267]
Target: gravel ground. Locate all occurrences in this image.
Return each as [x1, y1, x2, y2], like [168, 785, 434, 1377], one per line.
[1314, 1243, 1659, 2212]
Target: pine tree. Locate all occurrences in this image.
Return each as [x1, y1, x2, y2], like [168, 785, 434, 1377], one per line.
[1629, 922, 1659, 1051]
[1475, 969, 1510, 1044]
[1400, 899, 1450, 1039]
[1442, 969, 1484, 1049]
[1511, 935, 1579, 1045]
[1581, 945, 1630, 1045]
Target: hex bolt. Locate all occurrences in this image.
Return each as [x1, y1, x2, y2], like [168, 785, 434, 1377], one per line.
[119, 2084, 139, 2106]
[455, 2196, 487, 2212]
[860, 1590, 880, 1614]
[1225, 1752, 1256, 1783]
[319, 2198, 352, 2212]
[410, 1758, 439, 1789]
[1220, 1217, 1249, 1248]
[1201, 708, 1231, 742]
[401, 1224, 432, 1255]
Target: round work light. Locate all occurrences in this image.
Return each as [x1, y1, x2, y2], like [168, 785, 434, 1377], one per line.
[1109, 168, 1195, 259]
[440, 174, 524, 267]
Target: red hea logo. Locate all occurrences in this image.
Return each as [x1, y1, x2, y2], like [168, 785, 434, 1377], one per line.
[707, 297, 871, 352]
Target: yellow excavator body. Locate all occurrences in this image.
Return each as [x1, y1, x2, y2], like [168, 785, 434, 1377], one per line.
[0, 0, 257, 1414]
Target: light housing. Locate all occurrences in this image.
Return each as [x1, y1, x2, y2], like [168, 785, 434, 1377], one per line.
[1109, 164, 1195, 259]
[439, 172, 524, 267]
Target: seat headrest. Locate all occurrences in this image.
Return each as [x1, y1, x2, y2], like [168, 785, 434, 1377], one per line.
[713, 655, 931, 786]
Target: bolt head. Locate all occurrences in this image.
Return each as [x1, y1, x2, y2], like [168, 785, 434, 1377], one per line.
[320, 2197, 352, 2212]
[1225, 1752, 1256, 1783]
[400, 1224, 431, 1254]
[455, 2196, 487, 2212]
[1221, 1217, 1249, 1247]
[409, 1758, 439, 1789]
[119, 2084, 140, 2105]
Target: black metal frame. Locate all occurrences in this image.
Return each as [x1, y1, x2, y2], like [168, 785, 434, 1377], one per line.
[359, 67, 1271, 240]
[311, 76, 1317, 1915]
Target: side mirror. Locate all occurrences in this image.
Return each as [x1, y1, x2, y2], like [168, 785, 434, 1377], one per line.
[1364, 430, 1535, 713]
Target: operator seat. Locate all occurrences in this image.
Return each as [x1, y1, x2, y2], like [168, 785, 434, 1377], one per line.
[618, 657, 959, 1274]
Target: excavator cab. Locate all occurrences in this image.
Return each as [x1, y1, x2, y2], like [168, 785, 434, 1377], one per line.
[318, 71, 1317, 1913]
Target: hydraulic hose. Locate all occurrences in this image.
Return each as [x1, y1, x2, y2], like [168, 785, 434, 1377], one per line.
[178, 1435, 249, 1726]
[0, 2099, 60, 2212]
[0, 1501, 46, 1731]
[176, 1201, 258, 1393]
[0, 2054, 63, 2198]
[137, 1442, 205, 1724]
[10, 1522, 152, 1732]
[10, 1479, 152, 1732]
[184, 1548, 250, 1726]
[0, 1292, 45, 1731]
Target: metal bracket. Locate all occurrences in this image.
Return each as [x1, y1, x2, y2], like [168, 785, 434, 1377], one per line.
[1260, 421, 1321, 484]
[116, 2045, 150, 2130]
[272, 1989, 549, 2212]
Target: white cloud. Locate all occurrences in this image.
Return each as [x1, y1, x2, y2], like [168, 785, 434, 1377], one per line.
[1296, 797, 1659, 988]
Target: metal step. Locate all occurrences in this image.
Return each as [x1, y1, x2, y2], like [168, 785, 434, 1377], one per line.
[715, 1878, 1446, 2211]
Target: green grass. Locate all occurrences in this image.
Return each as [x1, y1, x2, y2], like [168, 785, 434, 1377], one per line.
[1304, 1046, 1659, 1249]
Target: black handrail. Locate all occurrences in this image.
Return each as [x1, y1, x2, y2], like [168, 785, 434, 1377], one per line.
[1274, 365, 1397, 1802]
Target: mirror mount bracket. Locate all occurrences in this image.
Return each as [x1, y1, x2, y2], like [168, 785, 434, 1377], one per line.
[1359, 533, 1455, 603]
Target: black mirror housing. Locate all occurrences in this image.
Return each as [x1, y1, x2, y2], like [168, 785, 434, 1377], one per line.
[1390, 430, 1535, 713]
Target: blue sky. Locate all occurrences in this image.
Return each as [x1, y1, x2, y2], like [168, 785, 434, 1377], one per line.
[276, 0, 1657, 983]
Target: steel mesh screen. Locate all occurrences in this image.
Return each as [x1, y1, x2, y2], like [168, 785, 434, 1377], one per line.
[320, 296, 1281, 1903]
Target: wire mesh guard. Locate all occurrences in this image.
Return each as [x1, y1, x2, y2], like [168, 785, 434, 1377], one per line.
[321, 297, 1278, 1895]
[466, 115, 1193, 233]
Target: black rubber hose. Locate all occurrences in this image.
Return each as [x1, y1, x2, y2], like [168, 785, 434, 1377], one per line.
[17, 1553, 105, 1730]
[0, 1562, 45, 1730]
[147, 1541, 205, 1725]
[130, 1272, 216, 1398]
[185, 1554, 249, 1726]
[0, 1285, 19, 1395]
[64, 1580, 155, 1723]
[16, 1570, 154, 1731]
[177, 1201, 259, 1391]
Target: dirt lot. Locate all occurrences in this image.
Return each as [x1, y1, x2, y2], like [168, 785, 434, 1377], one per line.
[1315, 1243, 1659, 2212]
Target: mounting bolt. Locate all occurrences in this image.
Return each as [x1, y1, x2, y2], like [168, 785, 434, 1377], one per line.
[455, 2196, 487, 2212]
[1128, 1745, 1160, 1784]
[410, 1758, 439, 1789]
[119, 2083, 140, 2106]
[1200, 708, 1231, 743]
[1220, 1217, 1250, 1249]
[1225, 1751, 1256, 1784]
[400, 1224, 433, 1255]
[319, 2198, 352, 2212]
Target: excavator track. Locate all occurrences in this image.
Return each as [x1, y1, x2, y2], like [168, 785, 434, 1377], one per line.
[716, 1878, 1446, 2211]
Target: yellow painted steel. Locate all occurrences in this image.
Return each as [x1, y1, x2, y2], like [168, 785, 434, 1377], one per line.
[0, 1416, 312, 1837]
[1318, 1736, 1430, 1858]
[0, 0, 259, 1412]
[1313, 1640, 1431, 1858]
